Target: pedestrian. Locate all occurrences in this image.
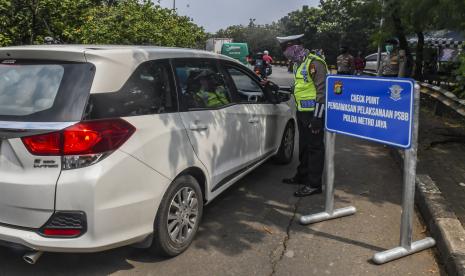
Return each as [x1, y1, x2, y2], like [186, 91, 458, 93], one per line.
[276, 34, 328, 197]
[354, 51, 366, 75]
[336, 46, 354, 75]
[379, 38, 400, 77]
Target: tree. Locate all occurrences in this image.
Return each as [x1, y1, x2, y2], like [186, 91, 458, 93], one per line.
[0, 0, 206, 48]
[383, 0, 465, 78]
[0, 0, 97, 45]
[279, 2, 380, 64]
[76, 0, 206, 47]
[216, 21, 284, 59]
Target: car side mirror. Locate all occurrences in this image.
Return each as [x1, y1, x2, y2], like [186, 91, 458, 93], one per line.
[263, 82, 292, 104]
[275, 90, 291, 103]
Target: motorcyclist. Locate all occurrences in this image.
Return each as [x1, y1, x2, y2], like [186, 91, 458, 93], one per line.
[262, 50, 273, 64]
[253, 52, 267, 79]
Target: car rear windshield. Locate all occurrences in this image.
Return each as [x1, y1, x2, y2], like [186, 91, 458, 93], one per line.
[0, 60, 95, 122]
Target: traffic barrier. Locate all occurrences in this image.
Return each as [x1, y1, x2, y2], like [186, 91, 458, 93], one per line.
[300, 76, 436, 264]
[419, 82, 465, 118]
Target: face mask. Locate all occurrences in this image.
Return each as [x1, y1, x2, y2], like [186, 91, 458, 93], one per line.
[385, 45, 394, 53]
[283, 45, 307, 62]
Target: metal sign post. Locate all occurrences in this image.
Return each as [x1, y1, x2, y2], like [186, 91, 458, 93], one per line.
[300, 76, 435, 264]
[300, 132, 356, 224]
[372, 84, 436, 264]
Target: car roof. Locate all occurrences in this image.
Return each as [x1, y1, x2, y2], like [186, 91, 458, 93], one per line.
[0, 45, 244, 93]
[0, 45, 238, 62]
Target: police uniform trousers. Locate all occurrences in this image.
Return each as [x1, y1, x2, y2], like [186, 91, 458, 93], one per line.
[295, 110, 325, 188]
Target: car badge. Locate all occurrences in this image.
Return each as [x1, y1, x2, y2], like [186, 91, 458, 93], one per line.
[1, 59, 16, 64]
[389, 85, 403, 101]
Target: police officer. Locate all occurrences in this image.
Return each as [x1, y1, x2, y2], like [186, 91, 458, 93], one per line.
[379, 38, 400, 77]
[277, 34, 328, 197]
[336, 46, 354, 75]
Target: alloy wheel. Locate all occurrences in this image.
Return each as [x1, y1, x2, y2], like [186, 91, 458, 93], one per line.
[167, 187, 199, 244]
[283, 125, 294, 159]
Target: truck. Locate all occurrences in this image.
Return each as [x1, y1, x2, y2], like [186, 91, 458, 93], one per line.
[206, 38, 233, 54]
[221, 43, 249, 65]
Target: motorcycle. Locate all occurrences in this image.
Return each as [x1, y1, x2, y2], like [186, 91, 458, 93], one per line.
[253, 53, 272, 79]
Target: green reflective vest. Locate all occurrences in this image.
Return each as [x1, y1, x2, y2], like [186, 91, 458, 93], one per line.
[195, 88, 229, 108]
[293, 53, 328, 112]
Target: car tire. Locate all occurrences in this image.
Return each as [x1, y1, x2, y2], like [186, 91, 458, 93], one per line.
[273, 121, 295, 165]
[150, 175, 203, 257]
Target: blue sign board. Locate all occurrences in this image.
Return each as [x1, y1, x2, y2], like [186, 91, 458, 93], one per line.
[325, 75, 415, 149]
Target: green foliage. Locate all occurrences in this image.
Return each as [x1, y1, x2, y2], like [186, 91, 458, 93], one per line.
[454, 54, 465, 98]
[214, 2, 382, 63]
[76, 0, 206, 47]
[278, 1, 380, 63]
[0, 0, 96, 45]
[0, 0, 206, 48]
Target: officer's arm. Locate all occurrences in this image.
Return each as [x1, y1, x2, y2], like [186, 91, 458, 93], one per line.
[311, 60, 327, 119]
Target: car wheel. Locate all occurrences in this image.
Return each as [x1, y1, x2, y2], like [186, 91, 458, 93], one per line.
[273, 121, 295, 165]
[150, 175, 203, 257]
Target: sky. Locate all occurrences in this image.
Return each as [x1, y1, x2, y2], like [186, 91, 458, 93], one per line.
[157, 0, 319, 33]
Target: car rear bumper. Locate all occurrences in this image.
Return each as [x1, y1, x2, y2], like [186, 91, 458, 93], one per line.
[0, 150, 171, 253]
[0, 223, 149, 253]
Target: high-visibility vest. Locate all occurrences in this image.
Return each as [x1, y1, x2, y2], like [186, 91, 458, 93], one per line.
[195, 88, 229, 107]
[293, 53, 328, 112]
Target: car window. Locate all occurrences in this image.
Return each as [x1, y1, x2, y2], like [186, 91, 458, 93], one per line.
[0, 64, 63, 116]
[174, 59, 232, 110]
[225, 67, 266, 103]
[366, 54, 378, 62]
[366, 53, 386, 62]
[85, 60, 176, 119]
[0, 61, 95, 122]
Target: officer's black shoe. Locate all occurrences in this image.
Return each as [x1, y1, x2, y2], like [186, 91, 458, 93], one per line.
[282, 177, 301, 185]
[294, 186, 323, 197]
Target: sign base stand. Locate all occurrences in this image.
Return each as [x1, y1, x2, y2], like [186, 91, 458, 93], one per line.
[373, 238, 436, 264]
[300, 132, 356, 226]
[300, 206, 356, 225]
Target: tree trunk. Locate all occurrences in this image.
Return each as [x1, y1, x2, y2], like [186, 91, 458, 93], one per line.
[390, 4, 414, 76]
[28, 0, 38, 45]
[414, 31, 425, 80]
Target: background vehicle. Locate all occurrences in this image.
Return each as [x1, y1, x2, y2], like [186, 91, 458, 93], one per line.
[364, 52, 387, 73]
[0, 45, 295, 263]
[221, 42, 249, 65]
[206, 38, 233, 54]
[252, 52, 272, 79]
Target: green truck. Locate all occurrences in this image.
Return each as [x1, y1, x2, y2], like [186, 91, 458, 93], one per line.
[221, 43, 249, 65]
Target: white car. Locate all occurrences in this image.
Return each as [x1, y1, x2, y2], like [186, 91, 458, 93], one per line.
[0, 45, 295, 263]
[364, 52, 387, 73]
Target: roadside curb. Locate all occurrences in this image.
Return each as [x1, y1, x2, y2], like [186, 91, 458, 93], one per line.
[390, 149, 465, 275]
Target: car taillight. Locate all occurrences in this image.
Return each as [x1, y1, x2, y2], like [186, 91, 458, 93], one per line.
[22, 132, 61, 155]
[21, 119, 135, 169]
[62, 120, 135, 155]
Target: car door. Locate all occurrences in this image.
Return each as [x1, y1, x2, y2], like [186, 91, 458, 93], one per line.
[173, 58, 252, 191]
[223, 63, 281, 158]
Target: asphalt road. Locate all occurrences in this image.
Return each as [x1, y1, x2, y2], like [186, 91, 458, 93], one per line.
[0, 67, 442, 275]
